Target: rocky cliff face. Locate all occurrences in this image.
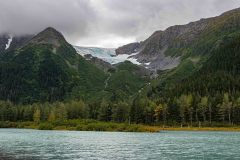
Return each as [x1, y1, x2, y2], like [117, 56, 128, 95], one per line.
[139, 18, 210, 57]
[134, 18, 210, 70]
[115, 42, 140, 55]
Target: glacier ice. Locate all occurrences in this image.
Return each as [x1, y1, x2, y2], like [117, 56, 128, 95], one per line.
[74, 46, 141, 65]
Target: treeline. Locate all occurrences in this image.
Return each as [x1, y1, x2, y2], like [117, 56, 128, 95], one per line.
[133, 92, 240, 126]
[0, 100, 130, 123]
[1, 92, 240, 127]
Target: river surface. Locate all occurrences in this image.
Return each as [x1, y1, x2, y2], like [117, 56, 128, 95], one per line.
[0, 129, 239, 160]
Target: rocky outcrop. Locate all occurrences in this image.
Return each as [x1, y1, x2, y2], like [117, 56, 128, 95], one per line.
[115, 42, 140, 55]
[84, 54, 113, 72]
[139, 19, 210, 57]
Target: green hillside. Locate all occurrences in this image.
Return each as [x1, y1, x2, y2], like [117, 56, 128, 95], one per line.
[105, 61, 149, 101]
[0, 28, 108, 103]
[166, 32, 240, 97]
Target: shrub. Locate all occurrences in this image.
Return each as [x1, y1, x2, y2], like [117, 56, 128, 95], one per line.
[0, 121, 18, 128]
[76, 124, 87, 131]
[38, 123, 54, 130]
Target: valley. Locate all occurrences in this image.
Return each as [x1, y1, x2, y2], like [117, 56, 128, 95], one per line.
[1, 8, 240, 130]
[2, 1, 240, 160]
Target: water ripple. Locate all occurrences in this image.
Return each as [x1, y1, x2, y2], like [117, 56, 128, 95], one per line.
[0, 129, 239, 160]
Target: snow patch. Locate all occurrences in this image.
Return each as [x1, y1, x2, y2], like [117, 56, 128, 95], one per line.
[144, 62, 151, 65]
[5, 36, 13, 50]
[74, 46, 141, 65]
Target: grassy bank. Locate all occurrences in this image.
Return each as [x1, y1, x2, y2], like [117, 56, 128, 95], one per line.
[1, 120, 240, 132]
[0, 120, 160, 132]
[160, 127, 240, 132]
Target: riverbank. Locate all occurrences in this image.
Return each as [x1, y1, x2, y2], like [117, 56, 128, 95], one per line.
[1, 120, 240, 132]
[160, 127, 240, 132]
[0, 120, 160, 132]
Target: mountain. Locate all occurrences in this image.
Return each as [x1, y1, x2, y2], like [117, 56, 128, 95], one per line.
[134, 8, 240, 104]
[0, 27, 108, 103]
[117, 7, 240, 72]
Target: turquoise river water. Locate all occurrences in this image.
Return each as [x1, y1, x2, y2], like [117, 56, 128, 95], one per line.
[0, 129, 239, 159]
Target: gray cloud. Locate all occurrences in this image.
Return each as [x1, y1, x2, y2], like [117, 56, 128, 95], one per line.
[0, 0, 95, 42]
[0, 0, 240, 47]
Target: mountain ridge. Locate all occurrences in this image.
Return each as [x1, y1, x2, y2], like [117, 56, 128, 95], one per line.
[116, 7, 240, 71]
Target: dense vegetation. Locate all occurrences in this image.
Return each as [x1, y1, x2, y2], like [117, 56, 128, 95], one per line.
[0, 39, 108, 103]
[1, 87, 240, 129]
[0, 119, 158, 132]
[105, 61, 149, 101]
[0, 100, 159, 132]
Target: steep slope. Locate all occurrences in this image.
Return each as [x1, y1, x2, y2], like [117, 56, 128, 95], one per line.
[165, 32, 240, 97]
[117, 7, 240, 71]
[0, 27, 107, 103]
[103, 61, 150, 101]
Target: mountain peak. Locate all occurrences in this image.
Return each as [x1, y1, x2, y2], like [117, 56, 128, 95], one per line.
[28, 27, 67, 47]
[44, 27, 58, 32]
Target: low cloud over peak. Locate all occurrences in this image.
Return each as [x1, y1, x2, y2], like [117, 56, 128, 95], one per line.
[1, 0, 240, 48]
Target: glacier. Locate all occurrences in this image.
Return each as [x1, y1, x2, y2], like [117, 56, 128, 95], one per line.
[74, 46, 141, 65]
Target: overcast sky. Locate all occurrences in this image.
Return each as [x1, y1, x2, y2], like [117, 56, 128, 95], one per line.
[0, 0, 240, 48]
